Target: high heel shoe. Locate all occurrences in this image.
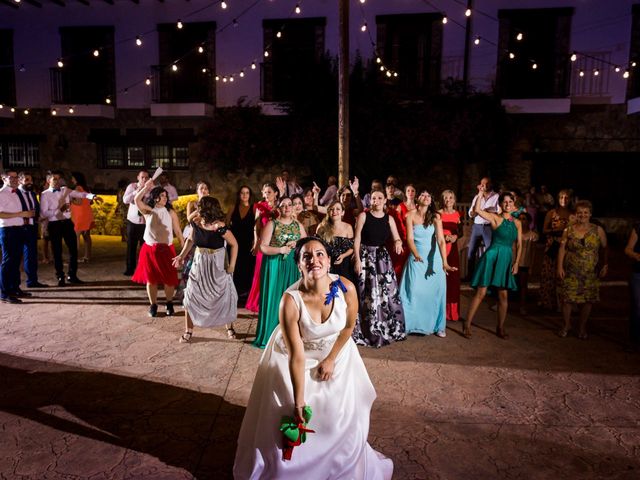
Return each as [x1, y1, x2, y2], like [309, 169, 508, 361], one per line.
[496, 327, 509, 339]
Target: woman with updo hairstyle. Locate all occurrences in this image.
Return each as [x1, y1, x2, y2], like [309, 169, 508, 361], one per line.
[539, 189, 574, 311]
[439, 189, 463, 321]
[132, 181, 184, 318]
[172, 196, 239, 342]
[227, 185, 255, 302]
[246, 182, 280, 312]
[234, 236, 393, 479]
[316, 199, 355, 283]
[557, 200, 608, 339]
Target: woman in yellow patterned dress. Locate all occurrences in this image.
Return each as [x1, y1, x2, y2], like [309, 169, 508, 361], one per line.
[557, 200, 608, 339]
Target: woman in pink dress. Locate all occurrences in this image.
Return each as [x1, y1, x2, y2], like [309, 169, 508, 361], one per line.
[439, 190, 463, 321]
[245, 182, 279, 312]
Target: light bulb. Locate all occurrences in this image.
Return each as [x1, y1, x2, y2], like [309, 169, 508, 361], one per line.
[532, 63, 538, 70]
[474, 37, 480, 45]
[221, 1, 227, 9]
[615, 66, 621, 73]
[579, 70, 585, 77]
[24, 109, 29, 115]
[172, 64, 178, 72]
[93, 49, 100, 57]
[295, 4, 301, 14]
[198, 46, 204, 53]
[380, 65, 385, 71]
[386, 70, 391, 77]
[277, 31, 282, 38]
[57, 59, 64, 68]
[68, 107, 74, 114]
[593, 69, 599, 76]
[215, 75, 220, 81]
[393, 72, 398, 77]
[442, 16, 448, 25]
[465, 8, 471, 17]
[177, 20, 183, 29]
[359, 0, 365, 3]
[202, 68, 207, 73]
[264, 50, 269, 57]
[570, 53, 577, 62]
[624, 70, 630, 79]
[251, 62, 257, 70]
[136, 36, 142, 46]
[223, 77, 228, 83]
[0, 104, 3, 109]
[51, 109, 57, 115]
[376, 57, 381, 64]
[106, 97, 111, 104]
[229, 76, 234, 82]
[361, 23, 367, 32]
[509, 52, 515, 59]
[11, 107, 16, 112]
[145, 77, 151, 85]
[633, 62, 638, 67]
[239, 70, 245, 77]
[516, 33, 523, 41]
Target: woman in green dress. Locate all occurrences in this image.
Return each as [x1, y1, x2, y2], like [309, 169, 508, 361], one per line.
[253, 197, 307, 348]
[463, 191, 522, 339]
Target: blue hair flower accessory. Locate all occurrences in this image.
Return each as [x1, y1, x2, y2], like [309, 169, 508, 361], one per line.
[324, 278, 348, 305]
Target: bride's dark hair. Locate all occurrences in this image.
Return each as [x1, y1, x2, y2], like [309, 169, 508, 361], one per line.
[293, 236, 332, 265]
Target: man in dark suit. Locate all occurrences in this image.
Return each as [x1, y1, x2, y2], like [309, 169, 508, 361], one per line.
[19, 172, 46, 288]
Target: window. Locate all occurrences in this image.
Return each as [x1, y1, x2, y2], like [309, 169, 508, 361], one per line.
[51, 27, 115, 105]
[92, 129, 195, 170]
[261, 17, 327, 102]
[375, 13, 443, 98]
[154, 22, 216, 104]
[0, 138, 41, 169]
[627, 4, 640, 100]
[0, 29, 16, 107]
[496, 8, 573, 99]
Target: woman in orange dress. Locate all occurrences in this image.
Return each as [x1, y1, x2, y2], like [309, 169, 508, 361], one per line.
[439, 190, 463, 321]
[70, 172, 95, 263]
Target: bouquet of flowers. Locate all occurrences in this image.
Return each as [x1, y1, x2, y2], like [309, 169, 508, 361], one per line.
[279, 405, 315, 460]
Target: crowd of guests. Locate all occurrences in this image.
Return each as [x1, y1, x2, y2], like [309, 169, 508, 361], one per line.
[2, 167, 639, 352]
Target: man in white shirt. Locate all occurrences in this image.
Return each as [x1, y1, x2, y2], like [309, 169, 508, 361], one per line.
[0, 169, 36, 303]
[122, 169, 150, 275]
[281, 169, 303, 197]
[467, 177, 501, 268]
[40, 170, 100, 286]
[19, 172, 46, 288]
[158, 173, 179, 202]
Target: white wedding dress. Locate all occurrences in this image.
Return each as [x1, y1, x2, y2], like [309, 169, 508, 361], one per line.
[233, 276, 393, 479]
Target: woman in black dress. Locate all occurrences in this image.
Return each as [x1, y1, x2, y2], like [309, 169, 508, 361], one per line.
[227, 185, 255, 303]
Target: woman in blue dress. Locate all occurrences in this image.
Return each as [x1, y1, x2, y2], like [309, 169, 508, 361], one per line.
[399, 190, 457, 336]
[463, 190, 522, 339]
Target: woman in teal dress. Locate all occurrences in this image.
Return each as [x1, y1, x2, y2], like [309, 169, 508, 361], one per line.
[399, 190, 457, 336]
[463, 191, 522, 339]
[253, 197, 307, 348]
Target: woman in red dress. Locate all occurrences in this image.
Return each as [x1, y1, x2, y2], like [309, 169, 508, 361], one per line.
[387, 183, 414, 277]
[245, 183, 279, 313]
[439, 189, 463, 321]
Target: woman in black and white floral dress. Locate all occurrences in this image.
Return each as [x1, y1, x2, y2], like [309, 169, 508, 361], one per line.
[352, 190, 406, 347]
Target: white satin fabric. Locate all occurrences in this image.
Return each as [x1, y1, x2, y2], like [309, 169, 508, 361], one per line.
[233, 276, 393, 480]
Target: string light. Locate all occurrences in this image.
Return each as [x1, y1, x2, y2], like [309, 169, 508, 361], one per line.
[264, 50, 269, 57]
[229, 75, 235, 82]
[105, 97, 111, 104]
[509, 52, 515, 59]
[465, 8, 471, 17]
[632, 62, 638, 67]
[177, 20, 183, 29]
[615, 66, 621, 73]
[223, 76, 228, 83]
[171, 63, 178, 72]
[136, 36, 142, 47]
[570, 53, 577, 62]
[376, 57, 381, 64]
[10, 108, 15, 113]
[393, 72, 398, 77]
[623, 70, 630, 79]
[198, 45, 205, 53]
[361, 23, 367, 32]
[359, 0, 365, 3]
[386, 70, 391, 77]
[516, 32, 523, 41]
[215, 75, 220, 81]
[14, 0, 20, 3]
[295, 4, 301, 14]
[251, 61, 257, 70]
[380, 65, 385, 71]
[593, 69, 599, 76]
[0, 104, 3, 109]
[442, 16, 448, 25]
[474, 36, 481, 45]
[24, 109, 29, 115]
[93, 49, 100, 57]
[277, 31, 282, 38]
[57, 59, 64, 68]
[68, 107, 74, 114]
[202, 68, 208, 73]
[145, 77, 151, 85]
[239, 70, 245, 77]
[532, 63, 538, 70]
[51, 109, 57, 116]
[579, 70, 585, 77]
[221, 1, 227, 9]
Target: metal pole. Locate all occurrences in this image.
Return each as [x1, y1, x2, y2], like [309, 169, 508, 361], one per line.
[338, 0, 350, 187]
[462, 0, 474, 96]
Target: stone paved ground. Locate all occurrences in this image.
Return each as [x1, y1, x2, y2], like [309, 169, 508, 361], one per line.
[1, 236, 639, 480]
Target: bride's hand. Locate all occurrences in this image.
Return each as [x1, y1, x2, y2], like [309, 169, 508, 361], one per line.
[294, 405, 306, 424]
[317, 357, 335, 381]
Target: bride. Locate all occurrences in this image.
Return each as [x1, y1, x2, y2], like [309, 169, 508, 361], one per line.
[234, 237, 393, 479]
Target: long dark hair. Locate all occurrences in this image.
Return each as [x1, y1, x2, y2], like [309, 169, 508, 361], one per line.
[146, 186, 173, 210]
[71, 171, 89, 192]
[198, 196, 225, 224]
[419, 189, 438, 227]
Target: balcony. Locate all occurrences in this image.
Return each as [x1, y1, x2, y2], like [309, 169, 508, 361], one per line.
[150, 65, 214, 117]
[49, 68, 115, 118]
